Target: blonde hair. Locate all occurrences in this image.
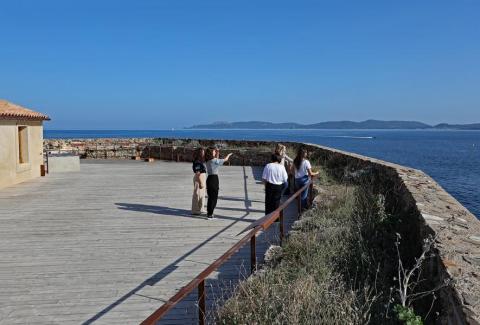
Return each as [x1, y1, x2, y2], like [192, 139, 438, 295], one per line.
[275, 143, 286, 156]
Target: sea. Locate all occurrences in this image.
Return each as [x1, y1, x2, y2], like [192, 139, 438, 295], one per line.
[44, 129, 480, 219]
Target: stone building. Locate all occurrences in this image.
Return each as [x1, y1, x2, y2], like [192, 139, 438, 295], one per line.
[0, 100, 50, 189]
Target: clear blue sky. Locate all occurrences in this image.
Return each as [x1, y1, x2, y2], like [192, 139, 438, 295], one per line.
[1, 0, 479, 129]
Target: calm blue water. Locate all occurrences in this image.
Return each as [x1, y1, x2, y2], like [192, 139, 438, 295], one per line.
[45, 129, 480, 218]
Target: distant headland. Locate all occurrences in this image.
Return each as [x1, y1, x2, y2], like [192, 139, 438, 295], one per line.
[188, 120, 480, 130]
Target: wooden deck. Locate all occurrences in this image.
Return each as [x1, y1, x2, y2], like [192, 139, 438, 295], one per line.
[0, 160, 296, 324]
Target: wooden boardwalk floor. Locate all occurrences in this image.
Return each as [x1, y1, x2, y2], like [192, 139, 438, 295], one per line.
[0, 160, 297, 324]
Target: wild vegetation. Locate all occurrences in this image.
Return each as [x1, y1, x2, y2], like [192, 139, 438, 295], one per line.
[216, 168, 439, 324]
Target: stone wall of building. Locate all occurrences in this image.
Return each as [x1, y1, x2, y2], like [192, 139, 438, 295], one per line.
[44, 137, 480, 324]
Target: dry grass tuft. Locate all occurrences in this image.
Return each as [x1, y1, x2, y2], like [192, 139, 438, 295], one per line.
[216, 181, 399, 324]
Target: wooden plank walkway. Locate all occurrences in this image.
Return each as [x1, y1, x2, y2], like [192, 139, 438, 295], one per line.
[0, 160, 297, 324]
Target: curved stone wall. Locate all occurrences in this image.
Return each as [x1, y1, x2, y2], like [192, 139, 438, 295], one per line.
[301, 142, 480, 325]
[45, 137, 480, 323]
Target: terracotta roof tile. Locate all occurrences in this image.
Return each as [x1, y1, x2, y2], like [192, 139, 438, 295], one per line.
[0, 100, 50, 121]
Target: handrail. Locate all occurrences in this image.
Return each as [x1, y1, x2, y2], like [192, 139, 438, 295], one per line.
[141, 177, 314, 325]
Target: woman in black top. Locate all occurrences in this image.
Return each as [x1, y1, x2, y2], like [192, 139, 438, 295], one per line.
[191, 148, 207, 215]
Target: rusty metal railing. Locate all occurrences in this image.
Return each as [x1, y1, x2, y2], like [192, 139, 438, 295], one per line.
[141, 178, 315, 325]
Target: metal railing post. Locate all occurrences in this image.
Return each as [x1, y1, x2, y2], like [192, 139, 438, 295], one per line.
[279, 210, 284, 243]
[198, 280, 206, 325]
[297, 194, 302, 218]
[250, 235, 256, 274]
[45, 150, 49, 174]
[308, 181, 314, 206]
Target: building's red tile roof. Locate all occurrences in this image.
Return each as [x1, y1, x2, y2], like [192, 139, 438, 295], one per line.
[0, 100, 50, 121]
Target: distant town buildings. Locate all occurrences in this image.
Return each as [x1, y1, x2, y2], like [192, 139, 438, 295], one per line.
[0, 100, 50, 188]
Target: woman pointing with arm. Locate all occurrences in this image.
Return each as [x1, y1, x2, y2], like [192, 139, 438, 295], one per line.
[205, 147, 233, 219]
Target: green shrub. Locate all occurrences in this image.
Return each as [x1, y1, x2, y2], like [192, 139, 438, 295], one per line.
[394, 305, 423, 325]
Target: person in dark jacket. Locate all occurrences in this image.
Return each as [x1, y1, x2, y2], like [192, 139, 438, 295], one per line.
[191, 148, 206, 215]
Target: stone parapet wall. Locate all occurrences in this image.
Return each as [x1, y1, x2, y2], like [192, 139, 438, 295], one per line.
[300, 143, 480, 324]
[45, 138, 145, 159]
[45, 137, 480, 323]
[44, 138, 277, 165]
[141, 146, 273, 166]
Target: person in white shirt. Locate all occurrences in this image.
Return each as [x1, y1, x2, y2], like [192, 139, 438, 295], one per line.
[262, 154, 289, 214]
[293, 147, 319, 210]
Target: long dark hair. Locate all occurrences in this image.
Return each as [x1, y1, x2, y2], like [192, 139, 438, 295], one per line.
[271, 154, 282, 163]
[193, 148, 205, 162]
[294, 147, 308, 170]
[205, 147, 216, 161]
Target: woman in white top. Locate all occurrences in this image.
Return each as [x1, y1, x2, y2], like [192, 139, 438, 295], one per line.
[293, 147, 318, 210]
[262, 154, 289, 214]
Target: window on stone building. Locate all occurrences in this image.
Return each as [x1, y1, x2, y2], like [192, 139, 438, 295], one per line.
[18, 126, 29, 164]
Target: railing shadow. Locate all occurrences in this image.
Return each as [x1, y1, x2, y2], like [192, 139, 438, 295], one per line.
[218, 196, 263, 205]
[82, 165, 263, 324]
[145, 175, 313, 325]
[250, 166, 264, 184]
[157, 196, 299, 324]
[115, 203, 258, 222]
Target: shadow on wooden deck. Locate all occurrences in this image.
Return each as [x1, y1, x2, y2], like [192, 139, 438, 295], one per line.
[82, 166, 271, 325]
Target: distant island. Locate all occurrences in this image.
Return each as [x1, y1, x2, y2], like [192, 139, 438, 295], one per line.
[188, 120, 480, 130]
